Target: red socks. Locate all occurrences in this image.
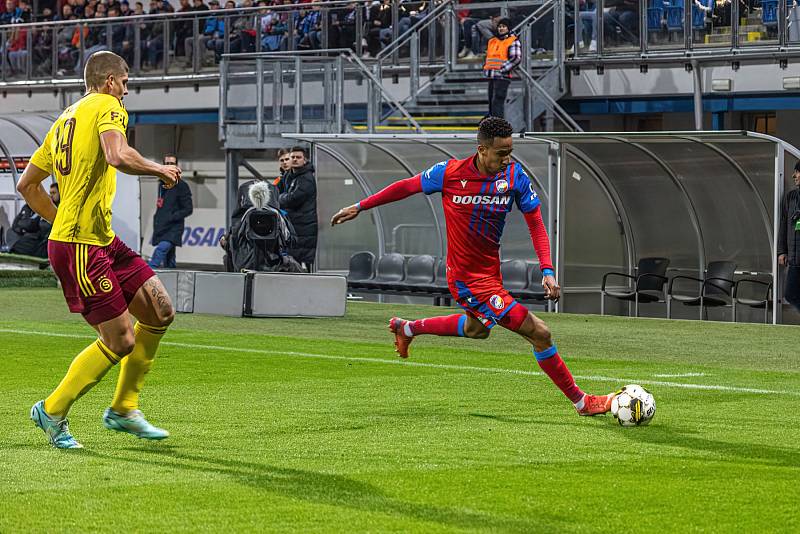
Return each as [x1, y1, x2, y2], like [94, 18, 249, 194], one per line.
[533, 346, 585, 404]
[408, 314, 466, 337]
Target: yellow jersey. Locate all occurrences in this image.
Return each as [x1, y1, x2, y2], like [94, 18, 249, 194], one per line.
[30, 92, 128, 246]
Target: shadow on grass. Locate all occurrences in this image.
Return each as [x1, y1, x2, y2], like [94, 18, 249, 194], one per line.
[81, 446, 556, 532]
[609, 423, 800, 468]
[468, 413, 584, 427]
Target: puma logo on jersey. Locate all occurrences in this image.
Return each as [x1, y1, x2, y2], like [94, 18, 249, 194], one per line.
[460, 179, 468, 188]
[451, 195, 511, 206]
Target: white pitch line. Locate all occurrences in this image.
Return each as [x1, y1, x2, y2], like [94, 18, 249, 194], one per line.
[654, 373, 706, 378]
[1, 327, 797, 397]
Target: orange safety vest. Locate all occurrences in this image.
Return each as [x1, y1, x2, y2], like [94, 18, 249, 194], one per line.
[483, 35, 517, 71]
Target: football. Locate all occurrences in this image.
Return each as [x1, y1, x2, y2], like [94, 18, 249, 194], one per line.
[610, 384, 656, 427]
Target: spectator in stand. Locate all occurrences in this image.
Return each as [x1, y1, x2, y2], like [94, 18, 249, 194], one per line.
[365, 0, 392, 57]
[331, 1, 358, 50]
[74, 4, 109, 72]
[462, 13, 500, 61]
[185, 0, 218, 66]
[297, 1, 323, 49]
[119, 0, 131, 15]
[133, 0, 144, 15]
[173, 0, 193, 57]
[258, 2, 287, 51]
[398, 0, 426, 36]
[107, 4, 133, 63]
[215, 0, 255, 59]
[603, 0, 638, 46]
[280, 146, 318, 272]
[142, 0, 166, 68]
[204, 0, 230, 62]
[482, 17, 520, 119]
[148, 154, 194, 269]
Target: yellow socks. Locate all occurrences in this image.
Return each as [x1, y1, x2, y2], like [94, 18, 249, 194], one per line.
[111, 322, 167, 414]
[44, 339, 121, 419]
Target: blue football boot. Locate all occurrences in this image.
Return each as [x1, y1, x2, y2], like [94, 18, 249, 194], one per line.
[102, 408, 170, 440]
[30, 400, 83, 449]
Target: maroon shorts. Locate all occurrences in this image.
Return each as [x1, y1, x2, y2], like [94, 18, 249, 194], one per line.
[48, 237, 155, 325]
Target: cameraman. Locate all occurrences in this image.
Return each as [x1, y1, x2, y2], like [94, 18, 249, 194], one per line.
[779, 160, 800, 312]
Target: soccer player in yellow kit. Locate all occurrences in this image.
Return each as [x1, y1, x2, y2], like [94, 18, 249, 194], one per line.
[17, 51, 182, 449]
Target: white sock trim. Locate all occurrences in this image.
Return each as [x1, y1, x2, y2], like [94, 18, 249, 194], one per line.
[573, 394, 586, 410]
[403, 322, 414, 337]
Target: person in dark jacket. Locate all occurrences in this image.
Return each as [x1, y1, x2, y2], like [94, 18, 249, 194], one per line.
[778, 160, 800, 311]
[8, 182, 59, 258]
[148, 154, 193, 268]
[280, 146, 318, 271]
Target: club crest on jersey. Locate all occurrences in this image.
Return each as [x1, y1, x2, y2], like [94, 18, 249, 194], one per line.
[495, 179, 509, 194]
[490, 295, 505, 310]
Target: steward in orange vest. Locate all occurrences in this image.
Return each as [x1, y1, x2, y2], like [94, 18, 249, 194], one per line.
[482, 18, 521, 118]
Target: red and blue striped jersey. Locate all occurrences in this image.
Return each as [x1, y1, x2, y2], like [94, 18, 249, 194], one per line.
[418, 156, 541, 282]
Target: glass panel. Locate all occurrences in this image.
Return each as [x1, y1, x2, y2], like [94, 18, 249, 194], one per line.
[314, 148, 378, 271]
[374, 140, 451, 255]
[789, 1, 800, 43]
[603, 0, 641, 52]
[30, 27, 53, 79]
[739, 0, 779, 46]
[574, 0, 599, 55]
[692, 0, 727, 47]
[328, 141, 440, 256]
[712, 140, 776, 224]
[645, 0, 684, 50]
[0, 119, 40, 156]
[639, 140, 772, 272]
[562, 152, 627, 287]
[570, 140, 701, 269]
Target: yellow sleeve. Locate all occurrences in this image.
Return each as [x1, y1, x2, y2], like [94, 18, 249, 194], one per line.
[29, 128, 54, 175]
[97, 99, 128, 135]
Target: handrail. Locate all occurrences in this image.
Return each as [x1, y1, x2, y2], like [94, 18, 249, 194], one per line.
[375, 0, 454, 61]
[221, 49, 425, 134]
[344, 52, 425, 133]
[511, 0, 555, 34]
[517, 66, 582, 132]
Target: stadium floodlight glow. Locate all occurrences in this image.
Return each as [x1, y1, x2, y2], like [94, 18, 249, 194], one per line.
[711, 79, 732, 92]
[783, 76, 800, 90]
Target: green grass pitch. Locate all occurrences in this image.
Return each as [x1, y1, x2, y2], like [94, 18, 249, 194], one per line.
[1, 288, 798, 532]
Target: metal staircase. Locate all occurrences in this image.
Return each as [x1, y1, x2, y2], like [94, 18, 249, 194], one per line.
[354, 0, 580, 133]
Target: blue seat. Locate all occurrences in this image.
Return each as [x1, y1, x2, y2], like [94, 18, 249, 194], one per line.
[648, 7, 664, 31]
[666, 6, 684, 30]
[692, 4, 708, 29]
[763, 0, 778, 25]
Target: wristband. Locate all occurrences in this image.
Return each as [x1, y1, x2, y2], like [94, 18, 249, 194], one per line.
[542, 268, 555, 277]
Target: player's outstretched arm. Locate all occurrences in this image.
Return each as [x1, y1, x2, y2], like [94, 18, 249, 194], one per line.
[523, 206, 560, 301]
[331, 175, 424, 227]
[17, 163, 57, 223]
[100, 130, 181, 189]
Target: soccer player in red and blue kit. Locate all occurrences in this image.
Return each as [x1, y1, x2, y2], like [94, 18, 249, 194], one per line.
[331, 117, 615, 416]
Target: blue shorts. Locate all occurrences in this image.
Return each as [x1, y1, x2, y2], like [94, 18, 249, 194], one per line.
[449, 278, 520, 329]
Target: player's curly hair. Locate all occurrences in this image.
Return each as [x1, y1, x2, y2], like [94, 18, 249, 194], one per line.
[477, 116, 513, 146]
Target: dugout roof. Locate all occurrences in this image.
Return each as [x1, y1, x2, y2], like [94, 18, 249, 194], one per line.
[287, 132, 798, 322]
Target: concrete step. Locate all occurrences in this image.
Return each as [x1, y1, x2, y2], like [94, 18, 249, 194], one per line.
[386, 115, 484, 125]
[351, 124, 478, 132]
